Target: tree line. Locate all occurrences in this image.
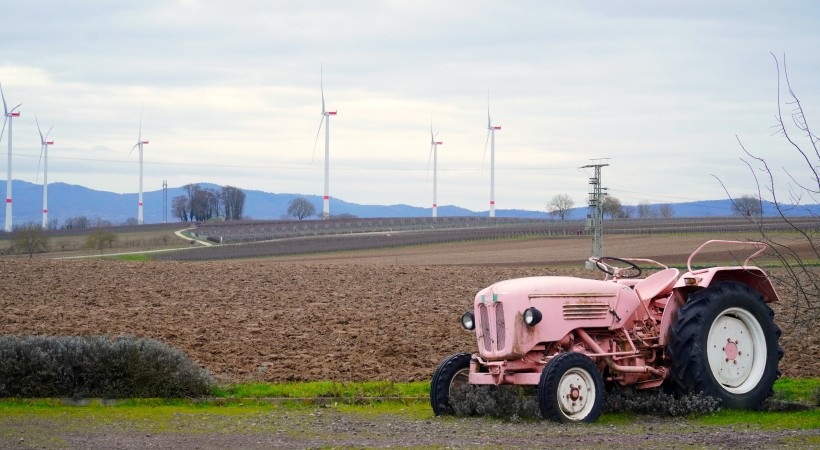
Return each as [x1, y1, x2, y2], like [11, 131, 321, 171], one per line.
[546, 193, 763, 220]
[172, 184, 246, 222]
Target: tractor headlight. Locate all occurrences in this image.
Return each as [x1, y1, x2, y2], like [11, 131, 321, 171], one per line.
[523, 307, 542, 327]
[461, 312, 475, 330]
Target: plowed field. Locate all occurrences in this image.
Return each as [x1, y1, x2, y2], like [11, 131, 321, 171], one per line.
[1, 236, 817, 382]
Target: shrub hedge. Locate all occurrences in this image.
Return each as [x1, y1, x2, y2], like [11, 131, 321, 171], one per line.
[0, 335, 213, 398]
[449, 384, 723, 420]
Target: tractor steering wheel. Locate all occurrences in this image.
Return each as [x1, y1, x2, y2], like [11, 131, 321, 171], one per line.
[593, 257, 642, 279]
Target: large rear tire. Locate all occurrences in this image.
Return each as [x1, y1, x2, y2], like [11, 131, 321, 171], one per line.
[430, 352, 472, 416]
[667, 281, 782, 409]
[538, 352, 604, 423]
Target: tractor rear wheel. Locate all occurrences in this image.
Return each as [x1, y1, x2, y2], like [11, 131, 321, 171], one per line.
[538, 352, 604, 423]
[667, 281, 782, 409]
[430, 352, 472, 415]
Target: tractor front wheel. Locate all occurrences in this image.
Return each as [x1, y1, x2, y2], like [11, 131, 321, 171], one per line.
[538, 352, 604, 423]
[667, 281, 782, 409]
[430, 352, 472, 415]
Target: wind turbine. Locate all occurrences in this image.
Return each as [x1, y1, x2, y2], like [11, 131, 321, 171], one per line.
[129, 106, 149, 225]
[427, 122, 443, 218]
[312, 66, 336, 219]
[1, 82, 21, 232]
[483, 93, 501, 218]
[35, 116, 54, 229]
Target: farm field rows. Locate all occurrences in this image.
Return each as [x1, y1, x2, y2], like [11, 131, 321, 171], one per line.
[1, 235, 817, 382]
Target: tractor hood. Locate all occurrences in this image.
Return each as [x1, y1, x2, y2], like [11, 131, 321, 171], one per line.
[473, 276, 639, 361]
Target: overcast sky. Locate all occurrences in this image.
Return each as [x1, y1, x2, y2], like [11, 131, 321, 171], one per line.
[1, 1, 818, 213]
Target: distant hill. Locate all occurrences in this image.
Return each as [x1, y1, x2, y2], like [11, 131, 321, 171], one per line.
[0, 180, 817, 226]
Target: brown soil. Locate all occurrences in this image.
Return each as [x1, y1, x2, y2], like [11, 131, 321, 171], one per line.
[1, 236, 817, 382]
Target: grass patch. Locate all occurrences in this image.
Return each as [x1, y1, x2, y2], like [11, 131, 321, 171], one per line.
[212, 381, 428, 399]
[108, 253, 151, 261]
[336, 400, 431, 419]
[697, 409, 820, 429]
[773, 377, 820, 404]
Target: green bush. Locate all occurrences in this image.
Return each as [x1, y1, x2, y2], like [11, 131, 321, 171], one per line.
[0, 335, 213, 398]
[603, 389, 721, 416]
[449, 384, 722, 420]
[450, 385, 539, 420]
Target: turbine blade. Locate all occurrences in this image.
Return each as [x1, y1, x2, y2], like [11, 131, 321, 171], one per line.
[36, 143, 44, 184]
[320, 65, 326, 114]
[482, 130, 490, 175]
[46, 125, 54, 141]
[0, 116, 6, 143]
[311, 116, 325, 163]
[36, 114, 44, 142]
[129, 142, 139, 156]
[0, 82, 6, 114]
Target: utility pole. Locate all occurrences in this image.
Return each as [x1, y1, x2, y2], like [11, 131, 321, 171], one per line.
[162, 180, 168, 223]
[581, 159, 609, 269]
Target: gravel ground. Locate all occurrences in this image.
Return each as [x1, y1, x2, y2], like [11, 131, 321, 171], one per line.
[1, 404, 817, 449]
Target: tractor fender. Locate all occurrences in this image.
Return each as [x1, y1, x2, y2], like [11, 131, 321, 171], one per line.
[674, 267, 780, 303]
[660, 267, 779, 346]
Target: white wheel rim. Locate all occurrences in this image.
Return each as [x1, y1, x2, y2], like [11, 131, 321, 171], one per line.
[449, 368, 470, 397]
[706, 307, 767, 394]
[556, 367, 596, 420]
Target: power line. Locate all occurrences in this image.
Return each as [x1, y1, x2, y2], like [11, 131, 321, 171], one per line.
[10, 152, 578, 172]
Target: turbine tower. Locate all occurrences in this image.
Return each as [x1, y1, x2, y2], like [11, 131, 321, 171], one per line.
[35, 116, 54, 229]
[1, 82, 21, 232]
[130, 106, 149, 225]
[427, 123, 443, 218]
[483, 93, 501, 217]
[312, 66, 336, 219]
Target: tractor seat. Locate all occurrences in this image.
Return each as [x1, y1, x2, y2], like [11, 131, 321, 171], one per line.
[634, 268, 680, 301]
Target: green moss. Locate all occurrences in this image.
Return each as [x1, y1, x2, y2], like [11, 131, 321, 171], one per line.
[697, 409, 820, 429]
[212, 381, 428, 399]
[108, 253, 151, 261]
[773, 377, 820, 403]
[336, 400, 431, 419]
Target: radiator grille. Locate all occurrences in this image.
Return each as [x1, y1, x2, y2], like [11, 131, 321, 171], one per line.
[478, 303, 491, 351]
[563, 302, 610, 320]
[495, 303, 505, 350]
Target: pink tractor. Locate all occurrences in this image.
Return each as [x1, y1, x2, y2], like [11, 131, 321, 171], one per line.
[431, 240, 782, 422]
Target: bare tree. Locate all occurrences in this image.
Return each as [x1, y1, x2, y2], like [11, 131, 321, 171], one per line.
[602, 195, 625, 219]
[287, 197, 316, 220]
[731, 194, 763, 217]
[172, 195, 189, 222]
[84, 229, 117, 254]
[187, 185, 219, 221]
[93, 218, 113, 228]
[720, 53, 819, 327]
[546, 194, 575, 220]
[637, 201, 657, 219]
[658, 203, 675, 218]
[222, 186, 246, 221]
[11, 223, 48, 258]
[63, 216, 90, 229]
